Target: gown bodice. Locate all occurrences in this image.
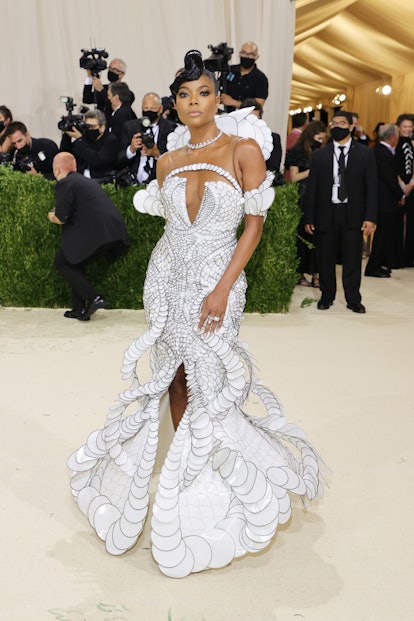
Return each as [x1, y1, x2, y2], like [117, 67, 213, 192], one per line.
[162, 164, 243, 227]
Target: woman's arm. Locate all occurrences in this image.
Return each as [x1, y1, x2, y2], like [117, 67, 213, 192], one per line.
[199, 214, 263, 333]
[199, 139, 266, 333]
[289, 165, 309, 183]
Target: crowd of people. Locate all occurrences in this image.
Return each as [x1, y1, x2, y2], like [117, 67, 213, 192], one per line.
[0, 42, 271, 187]
[0, 42, 274, 321]
[1, 44, 413, 316]
[285, 110, 414, 312]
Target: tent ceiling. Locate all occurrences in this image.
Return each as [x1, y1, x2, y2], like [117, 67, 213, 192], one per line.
[291, 0, 414, 108]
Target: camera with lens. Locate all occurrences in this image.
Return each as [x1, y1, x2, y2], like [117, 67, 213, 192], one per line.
[138, 117, 155, 149]
[97, 168, 138, 188]
[57, 96, 88, 133]
[79, 47, 108, 78]
[204, 42, 234, 73]
[13, 155, 38, 173]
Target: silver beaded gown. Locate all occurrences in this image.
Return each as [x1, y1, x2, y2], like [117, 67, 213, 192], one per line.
[67, 118, 324, 578]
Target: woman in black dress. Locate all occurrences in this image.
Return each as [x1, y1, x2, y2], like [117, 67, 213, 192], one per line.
[285, 120, 326, 287]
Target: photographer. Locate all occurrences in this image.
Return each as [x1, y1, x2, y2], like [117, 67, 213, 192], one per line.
[117, 92, 176, 184]
[220, 41, 268, 112]
[82, 57, 135, 123]
[5, 121, 58, 179]
[59, 109, 119, 181]
[107, 82, 137, 141]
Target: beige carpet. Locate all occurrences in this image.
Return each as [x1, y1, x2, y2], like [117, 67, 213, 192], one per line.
[1, 264, 413, 621]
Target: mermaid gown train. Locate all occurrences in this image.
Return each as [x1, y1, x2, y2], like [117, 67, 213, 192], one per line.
[67, 163, 323, 578]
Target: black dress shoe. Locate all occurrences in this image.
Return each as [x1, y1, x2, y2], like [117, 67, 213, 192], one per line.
[346, 303, 366, 314]
[64, 308, 89, 320]
[78, 296, 108, 321]
[317, 299, 333, 310]
[365, 269, 390, 278]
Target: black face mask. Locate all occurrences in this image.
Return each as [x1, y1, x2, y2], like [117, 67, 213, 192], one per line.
[330, 126, 350, 142]
[142, 110, 158, 124]
[107, 70, 120, 83]
[0, 121, 5, 133]
[311, 140, 322, 151]
[85, 128, 100, 142]
[18, 143, 30, 154]
[240, 57, 255, 70]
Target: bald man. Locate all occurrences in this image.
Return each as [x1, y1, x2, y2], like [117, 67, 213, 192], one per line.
[220, 41, 269, 112]
[48, 152, 130, 320]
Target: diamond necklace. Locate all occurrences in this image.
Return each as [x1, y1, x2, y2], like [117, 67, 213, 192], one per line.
[187, 130, 223, 150]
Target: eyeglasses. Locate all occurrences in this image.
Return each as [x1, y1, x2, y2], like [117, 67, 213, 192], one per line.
[239, 51, 257, 58]
[85, 124, 100, 129]
[329, 121, 350, 128]
[109, 66, 124, 75]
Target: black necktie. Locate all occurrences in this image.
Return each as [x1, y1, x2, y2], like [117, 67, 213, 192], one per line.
[338, 146, 347, 201]
[143, 156, 153, 181]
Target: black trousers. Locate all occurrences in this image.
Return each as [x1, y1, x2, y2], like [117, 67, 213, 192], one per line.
[316, 204, 363, 306]
[392, 194, 414, 268]
[365, 211, 395, 273]
[54, 249, 98, 309]
[404, 194, 414, 267]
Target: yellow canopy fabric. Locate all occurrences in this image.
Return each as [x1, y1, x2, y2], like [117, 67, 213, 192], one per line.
[292, 0, 414, 131]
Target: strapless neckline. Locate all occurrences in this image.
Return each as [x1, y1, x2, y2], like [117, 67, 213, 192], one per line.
[163, 164, 242, 226]
[164, 163, 242, 193]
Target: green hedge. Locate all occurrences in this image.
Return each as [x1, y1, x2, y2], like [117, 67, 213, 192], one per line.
[0, 165, 300, 313]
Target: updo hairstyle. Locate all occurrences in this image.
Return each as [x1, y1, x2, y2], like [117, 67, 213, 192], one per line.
[170, 50, 219, 98]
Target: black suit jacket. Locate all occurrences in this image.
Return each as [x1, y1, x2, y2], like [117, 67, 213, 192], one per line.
[117, 117, 176, 180]
[55, 172, 130, 264]
[60, 131, 119, 179]
[108, 104, 137, 141]
[14, 137, 59, 180]
[304, 140, 377, 230]
[83, 83, 136, 123]
[374, 143, 403, 214]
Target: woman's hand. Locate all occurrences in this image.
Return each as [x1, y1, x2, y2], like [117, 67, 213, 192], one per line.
[198, 287, 229, 334]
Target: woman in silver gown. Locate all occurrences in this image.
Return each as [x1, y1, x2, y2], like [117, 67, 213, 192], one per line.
[68, 50, 324, 578]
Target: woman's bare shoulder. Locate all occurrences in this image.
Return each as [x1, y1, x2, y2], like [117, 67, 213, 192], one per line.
[234, 136, 263, 156]
[233, 137, 266, 191]
[157, 149, 186, 185]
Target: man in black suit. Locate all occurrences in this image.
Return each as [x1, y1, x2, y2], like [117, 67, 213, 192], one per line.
[48, 152, 130, 320]
[117, 92, 176, 184]
[304, 111, 377, 313]
[82, 57, 135, 124]
[107, 82, 137, 141]
[365, 124, 406, 278]
[59, 109, 119, 180]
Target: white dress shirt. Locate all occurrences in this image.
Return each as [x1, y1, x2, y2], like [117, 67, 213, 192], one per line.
[332, 137, 352, 203]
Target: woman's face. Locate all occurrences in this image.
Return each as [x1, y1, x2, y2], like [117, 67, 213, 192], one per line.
[0, 113, 8, 133]
[175, 76, 219, 127]
[314, 132, 326, 144]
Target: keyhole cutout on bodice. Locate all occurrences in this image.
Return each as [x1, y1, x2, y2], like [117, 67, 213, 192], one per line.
[177, 170, 235, 224]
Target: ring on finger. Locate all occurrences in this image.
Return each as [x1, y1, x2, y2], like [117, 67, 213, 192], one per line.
[211, 316, 220, 322]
